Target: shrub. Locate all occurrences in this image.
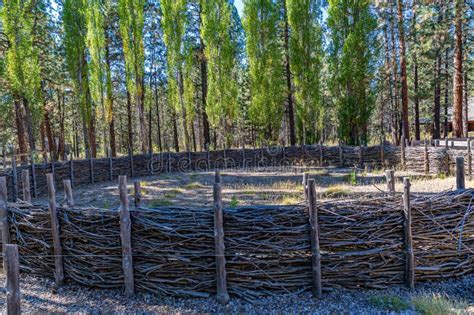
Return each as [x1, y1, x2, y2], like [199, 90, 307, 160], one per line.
[412, 293, 467, 315]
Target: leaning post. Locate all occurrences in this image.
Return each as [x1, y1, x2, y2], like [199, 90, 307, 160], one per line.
[307, 179, 322, 298]
[0, 177, 10, 273]
[46, 173, 64, 287]
[403, 177, 415, 290]
[21, 169, 31, 203]
[456, 156, 465, 189]
[63, 179, 74, 207]
[213, 181, 229, 304]
[5, 244, 21, 315]
[118, 175, 135, 296]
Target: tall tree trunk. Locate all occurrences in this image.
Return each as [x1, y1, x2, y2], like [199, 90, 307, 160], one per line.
[462, 30, 468, 136]
[154, 85, 162, 152]
[43, 106, 56, 161]
[13, 94, 27, 163]
[126, 90, 133, 151]
[57, 91, 66, 160]
[283, 0, 296, 146]
[443, 49, 450, 138]
[105, 29, 116, 157]
[412, 5, 420, 140]
[390, 4, 400, 145]
[397, 0, 409, 140]
[452, 0, 464, 138]
[22, 97, 36, 153]
[433, 55, 442, 139]
[172, 110, 179, 152]
[136, 70, 148, 153]
[177, 69, 190, 152]
[198, 3, 210, 149]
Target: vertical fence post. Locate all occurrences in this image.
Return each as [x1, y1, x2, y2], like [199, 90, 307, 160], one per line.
[456, 156, 465, 189]
[206, 144, 210, 171]
[21, 169, 31, 203]
[400, 138, 406, 171]
[0, 177, 10, 273]
[30, 152, 37, 198]
[118, 175, 135, 296]
[319, 142, 324, 166]
[5, 244, 20, 315]
[133, 181, 141, 208]
[215, 169, 221, 184]
[385, 170, 395, 194]
[302, 173, 309, 199]
[63, 179, 74, 207]
[46, 173, 64, 287]
[423, 142, 429, 175]
[403, 177, 415, 290]
[89, 152, 94, 184]
[445, 138, 449, 148]
[128, 146, 134, 178]
[307, 179, 322, 298]
[69, 152, 74, 188]
[467, 141, 472, 181]
[359, 145, 364, 168]
[108, 148, 113, 181]
[380, 137, 385, 168]
[11, 154, 18, 202]
[213, 180, 229, 304]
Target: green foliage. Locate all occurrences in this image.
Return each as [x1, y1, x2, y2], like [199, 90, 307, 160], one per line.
[347, 170, 357, 186]
[149, 198, 173, 207]
[243, 0, 285, 143]
[327, 0, 377, 145]
[286, 0, 324, 144]
[201, 0, 238, 132]
[412, 293, 467, 315]
[369, 294, 411, 312]
[229, 195, 239, 208]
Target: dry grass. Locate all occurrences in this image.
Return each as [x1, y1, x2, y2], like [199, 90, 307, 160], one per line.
[412, 293, 467, 315]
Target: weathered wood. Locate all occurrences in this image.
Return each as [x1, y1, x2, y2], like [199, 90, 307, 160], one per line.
[400, 139, 406, 170]
[213, 182, 229, 304]
[380, 139, 385, 167]
[90, 154, 94, 184]
[69, 155, 74, 187]
[385, 170, 395, 194]
[133, 181, 141, 207]
[30, 153, 37, 198]
[307, 179, 322, 298]
[21, 169, 31, 203]
[423, 142, 429, 174]
[206, 144, 210, 171]
[46, 173, 64, 286]
[5, 244, 20, 315]
[128, 146, 134, 178]
[302, 173, 309, 199]
[11, 155, 18, 202]
[403, 177, 415, 290]
[0, 177, 10, 273]
[108, 148, 113, 181]
[215, 169, 221, 184]
[118, 175, 135, 296]
[445, 138, 449, 148]
[467, 141, 472, 180]
[359, 145, 364, 168]
[319, 142, 324, 166]
[63, 179, 74, 207]
[456, 156, 465, 189]
[301, 144, 305, 166]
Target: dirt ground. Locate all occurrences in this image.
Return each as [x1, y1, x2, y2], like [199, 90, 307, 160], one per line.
[39, 166, 465, 210]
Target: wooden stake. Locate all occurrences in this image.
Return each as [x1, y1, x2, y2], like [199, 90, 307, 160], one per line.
[424, 142, 429, 175]
[5, 244, 20, 315]
[403, 177, 415, 290]
[69, 156, 74, 188]
[302, 173, 309, 199]
[467, 141, 472, 181]
[307, 179, 322, 298]
[0, 177, 10, 273]
[11, 155, 18, 202]
[385, 170, 395, 194]
[213, 182, 229, 304]
[21, 169, 31, 203]
[46, 173, 64, 286]
[30, 153, 37, 198]
[128, 146, 134, 178]
[118, 175, 135, 296]
[380, 138, 385, 167]
[63, 179, 74, 207]
[133, 181, 141, 207]
[215, 169, 221, 184]
[456, 156, 465, 189]
[445, 138, 449, 148]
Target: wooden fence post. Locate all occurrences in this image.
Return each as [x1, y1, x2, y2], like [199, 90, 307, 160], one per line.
[5, 244, 20, 315]
[424, 142, 429, 175]
[403, 177, 415, 290]
[11, 155, 18, 202]
[445, 138, 449, 148]
[302, 173, 309, 199]
[63, 179, 74, 207]
[359, 145, 364, 168]
[467, 141, 472, 181]
[456, 156, 465, 189]
[206, 144, 210, 171]
[400, 139, 406, 171]
[89, 152, 94, 184]
[69, 153, 74, 188]
[118, 175, 135, 296]
[385, 170, 395, 194]
[133, 181, 141, 207]
[380, 138, 385, 168]
[213, 181, 229, 304]
[46, 173, 64, 287]
[30, 153, 37, 198]
[128, 146, 134, 178]
[319, 142, 324, 166]
[215, 169, 221, 184]
[0, 177, 10, 273]
[307, 179, 322, 298]
[108, 148, 113, 181]
[21, 169, 31, 203]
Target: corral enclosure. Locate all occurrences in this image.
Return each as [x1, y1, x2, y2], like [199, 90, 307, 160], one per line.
[0, 144, 473, 303]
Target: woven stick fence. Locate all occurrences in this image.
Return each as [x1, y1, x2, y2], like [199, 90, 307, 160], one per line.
[1, 177, 473, 303]
[2, 144, 473, 201]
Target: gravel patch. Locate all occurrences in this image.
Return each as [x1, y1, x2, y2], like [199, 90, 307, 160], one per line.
[1, 273, 472, 314]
